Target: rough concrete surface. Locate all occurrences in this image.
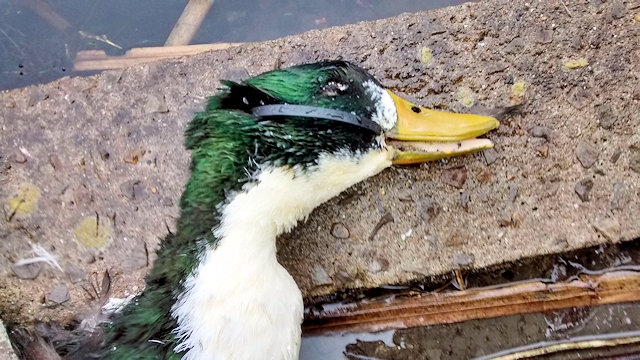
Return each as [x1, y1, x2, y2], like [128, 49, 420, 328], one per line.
[1, 0, 639, 339]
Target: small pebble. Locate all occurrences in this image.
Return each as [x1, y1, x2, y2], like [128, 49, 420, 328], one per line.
[535, 144, 549, 158]
[396, 190, 413, 202]
[334, 268, 356, 286]
[567, 87, 592, 110]
[574, 178, 594, 202]
[475, 168, 493, 183]
[482, 148, 499, 165]
[509, 184, 519, 203]
[536, 29, 553, 44]
[575, 141, 599, 168]
[47, 285, 70, 304]
[123, 147, 146, 165]
[12, 262, 41, 279]
[161, 196, 174, 207]
[630, 152, 640, 174]
[417, 197, 441, 224]
[27, 88, 46, 107]
[611, 182, 627, 210]
[596, 104, 618, 130]
[66, 265, 88, 283]
[441, 167, 467, 189]
[330, 223, 350, 239]
[529, 126, 553, 141]
[143, 94, 169, 114]
[49, 154, 62, 170]
[120, 180, 147, 201]
[460, 190, 471, 210]
[453, 252, 475, 268]
[498, 211, 514, 227]
[593, 218, 621, 243]
[39, 163, 55, 175]
[610, 0, 626, 20]
[610, 148, 622, 163]
[100, 149, 111, 161]
[400, 228, 413, 241]
[9, 149, 27, 163]
[311, 266, 333, 286]
[368, 257, 390, 274]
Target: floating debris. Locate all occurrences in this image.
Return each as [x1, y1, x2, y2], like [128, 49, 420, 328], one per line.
[78, 30, 122, 49]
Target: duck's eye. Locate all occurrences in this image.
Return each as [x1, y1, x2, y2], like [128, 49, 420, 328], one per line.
[322, 82, 349, 97]
[411, 106, 421, 114]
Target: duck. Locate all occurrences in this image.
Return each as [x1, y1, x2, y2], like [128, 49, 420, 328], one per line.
[11, 60, 499, 360]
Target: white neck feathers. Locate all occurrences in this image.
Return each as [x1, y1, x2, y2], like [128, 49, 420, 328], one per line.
[171, 148, 392, 360]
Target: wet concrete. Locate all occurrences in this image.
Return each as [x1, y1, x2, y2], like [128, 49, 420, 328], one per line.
[0, 1, 639, 357]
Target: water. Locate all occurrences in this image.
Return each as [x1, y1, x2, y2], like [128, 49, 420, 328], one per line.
[0, 0, 468, 91]
[301, 330, 396, 360]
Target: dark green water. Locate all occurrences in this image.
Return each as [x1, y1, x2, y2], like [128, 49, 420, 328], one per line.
[0, 0, 467, 91]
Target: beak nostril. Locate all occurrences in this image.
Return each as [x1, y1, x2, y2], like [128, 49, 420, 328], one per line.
[411, 106, 421, 114]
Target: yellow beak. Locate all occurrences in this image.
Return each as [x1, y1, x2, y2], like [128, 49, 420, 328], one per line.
[385, 90, 500, 165]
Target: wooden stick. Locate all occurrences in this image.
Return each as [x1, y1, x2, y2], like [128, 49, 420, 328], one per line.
[24, 0, 72, 32]
[165, 0, 215, 46]
[73, 43, 241, 71]
[302, 271, 640, 335]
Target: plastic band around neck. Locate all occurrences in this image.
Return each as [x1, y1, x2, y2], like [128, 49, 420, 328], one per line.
[251, 104, 381, 134]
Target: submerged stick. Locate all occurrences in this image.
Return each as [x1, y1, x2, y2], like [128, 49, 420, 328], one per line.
[24, 0, 72, 32]
[73, 43, 241, 71]
[165, 0, 215, 46]
[303, 270, 640, 335]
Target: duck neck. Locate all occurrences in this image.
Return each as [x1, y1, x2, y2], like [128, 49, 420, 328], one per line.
[104, 118, 393, 357]
[170, 149, 393, 359]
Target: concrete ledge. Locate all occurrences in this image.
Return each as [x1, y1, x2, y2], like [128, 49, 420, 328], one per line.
[1, 0, 639, 330]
